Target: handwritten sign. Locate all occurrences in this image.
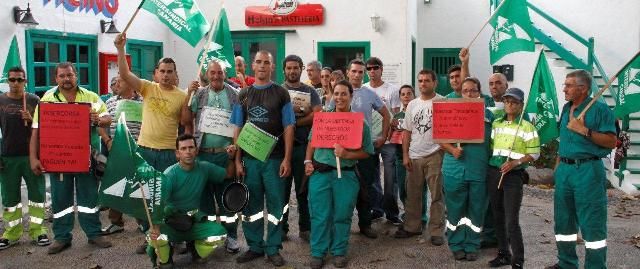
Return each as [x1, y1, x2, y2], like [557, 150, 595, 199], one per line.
[433, 99, 485, 143]
[311, 112, 363, 149]
[237, 122, 278, 162]
[288, 90, 311, 115]
[39, 103, 91, 173]
[199, 107, 234, 138]
[370, 110, 383, 138]
[115, 100, 143, 122]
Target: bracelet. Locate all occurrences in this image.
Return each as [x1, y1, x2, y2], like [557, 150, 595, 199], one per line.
[303, 160, 312, 165]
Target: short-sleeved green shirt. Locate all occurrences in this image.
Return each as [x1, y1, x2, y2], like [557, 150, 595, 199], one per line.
[311, 115, 375, 168]
[558, 97, 615, 159]
[191, 88, 233, 149]
[162, 161, 226, 219]
[441, 109, 494, 180]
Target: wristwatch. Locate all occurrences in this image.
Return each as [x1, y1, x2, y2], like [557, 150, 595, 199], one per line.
[304, 160, 312, 165]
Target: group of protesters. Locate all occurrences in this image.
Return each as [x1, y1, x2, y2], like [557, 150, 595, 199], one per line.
[0, 32, 615, 269]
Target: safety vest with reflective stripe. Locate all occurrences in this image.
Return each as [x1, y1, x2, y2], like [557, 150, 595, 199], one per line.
[489, 116, 540, 168]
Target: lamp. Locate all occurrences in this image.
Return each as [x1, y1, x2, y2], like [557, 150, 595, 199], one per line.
[100, 19, 120, 34]
[13, 3, 39, 26]
[370, 13, 381, 32]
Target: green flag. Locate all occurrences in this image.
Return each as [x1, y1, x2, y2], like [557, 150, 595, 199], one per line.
[0, 36, 22, 91]
[489, 0, 535, 64]
[98, 114, 165, 223]
[526, 51, 559, 145]
[614, 53, 640, 118]
[142, 0, 209, 47]
[196, 8, 236, 76]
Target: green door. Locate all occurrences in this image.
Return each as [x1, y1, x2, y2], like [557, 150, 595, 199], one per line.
[127, 40, 163, 81]
[232, 32, 285, 83]
[26, 30, 98, 95]
[423, 48, 461, 96]
[317, 42, 370, 83]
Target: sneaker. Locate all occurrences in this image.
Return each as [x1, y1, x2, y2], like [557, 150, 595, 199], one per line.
[310, 257, 324, 269]
[393, 228, 422, 238]
[333, 256, 348, 268]
[489, 254, 512, 267]
[466, 252, 478, 261]
[267, 253, 285, 266]
[430, 236, 444, 246]
[225, 237, 240, 254]
[88, 236, 112, 248]
[101, 224, 124, 235]
[174, 241, 188, 255]
[48, 241, 72, 254]
[299, 231, 310, 242]
[136, 242, 148, 254]
[387, 217, 403, 226]
[371, 212, 384, 222]
[236, 250, 264, 263]
[453, 250, 466, 261]
[0, 238, 17, 250]
[36, 234, 52, 246]
[544, 264, 561, 269]
[359, 226, 378, 239]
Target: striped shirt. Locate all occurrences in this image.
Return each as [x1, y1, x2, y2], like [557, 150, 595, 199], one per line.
[489, 116, 540, 168]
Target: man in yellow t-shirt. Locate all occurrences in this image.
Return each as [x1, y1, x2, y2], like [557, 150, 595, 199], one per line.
[114, 33, 186, 172]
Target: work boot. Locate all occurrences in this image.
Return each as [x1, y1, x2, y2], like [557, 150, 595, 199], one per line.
[47, 241, 72, 254]
[431, 236, 444, 246]
[453, 250, 466, 260]
[225, 237, 240, 253]
[236, 250, 264, 263]
[267, 253, 285, 266]
[333, 256, 348, 268]
[310, 257, 324, 269]
[465, 252, 478, 261]
[88, 236, 112, 248]
[488, 253, 512, 267]
[359, 226, 378, 239]
[393, 227, 422, 238]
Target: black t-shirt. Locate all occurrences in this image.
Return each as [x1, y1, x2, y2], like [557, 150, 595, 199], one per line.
[282, 83, 321, 145]
[0, 93, 39, 156]
[238, 84, 293, 158]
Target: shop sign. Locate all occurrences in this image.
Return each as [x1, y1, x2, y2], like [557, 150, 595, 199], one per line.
[43, 0, 119, 18]
[245, 4, 324, 27]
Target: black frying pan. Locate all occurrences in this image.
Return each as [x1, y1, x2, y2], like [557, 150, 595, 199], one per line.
[222, 176, 249, 213]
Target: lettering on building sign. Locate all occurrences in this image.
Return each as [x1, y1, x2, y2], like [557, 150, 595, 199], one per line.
[43, 0, 119, 18]
[269, 0, 298, 15]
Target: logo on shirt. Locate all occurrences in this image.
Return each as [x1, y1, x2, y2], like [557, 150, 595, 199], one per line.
[413, 108, 433, 134]
[248, 106, 269, 122]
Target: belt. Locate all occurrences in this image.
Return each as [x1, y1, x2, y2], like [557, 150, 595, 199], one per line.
[139, 145, 171, 152]
[559, 156, 599, 165]
[200, 147, 227, 154]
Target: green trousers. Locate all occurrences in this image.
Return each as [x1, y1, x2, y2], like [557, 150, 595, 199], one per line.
[241, 157, 287, 256]
[443, 175, 487, 253]
[308, 169, 359, 258]
[283, 144, 310, 234]
[197, 152, 238, 239]
[139, 147, 177, 172]
[50, 172, 102, 243]
[0, 157, 48, 241]
[554, 161, 607, 269]
[147, 220, 226, 264]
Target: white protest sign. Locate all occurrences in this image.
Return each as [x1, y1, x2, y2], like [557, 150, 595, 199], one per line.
[199, 107, 234, 137]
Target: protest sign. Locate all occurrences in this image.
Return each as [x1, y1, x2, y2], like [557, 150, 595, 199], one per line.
[198, 107, 234, 138]
[38, 102, 91, 173]
[237, 122, 278, 162]
[288, 90, 311, 114]
[433, 99, 485, 143]
[370, 110, 383, 138]
[310, 112, 364, 149]
[115, 100, 143, 122]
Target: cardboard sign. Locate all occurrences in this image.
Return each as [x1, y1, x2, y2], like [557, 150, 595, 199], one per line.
[115, 100, 143, 123]
[288, 90, 311, 115]
[390, 130, 403, 144]
[311, 112, 364, 149]
[237, 122, 278, 162]
[432, 99, 485, 143]
[199, 107, 234, 138]
[371, 110, 383, 138]
[38, 102, 91, 173]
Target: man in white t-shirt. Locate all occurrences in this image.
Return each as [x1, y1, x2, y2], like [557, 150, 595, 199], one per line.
[394, 69, 445, 247]
[363, 57, 403, 224]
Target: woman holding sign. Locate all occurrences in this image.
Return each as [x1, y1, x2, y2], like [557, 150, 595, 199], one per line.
[439, 77, 494, 261]
[304, 80, 374, 269]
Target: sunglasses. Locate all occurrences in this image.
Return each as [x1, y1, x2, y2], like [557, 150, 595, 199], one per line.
[8, 78, 25, 83]
[366, 66, 380, 71]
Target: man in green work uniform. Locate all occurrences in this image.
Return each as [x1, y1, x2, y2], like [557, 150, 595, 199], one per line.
[448, 48, 495, 107]
[230, 50, 295, 267]
[546, 70, 616, 269]
[182, 60, 240, 254]
[29, 62, 113, 254]
[440, 77, 494, 261]
[0, 66, 51, 250]
[147, 134, 234, 267]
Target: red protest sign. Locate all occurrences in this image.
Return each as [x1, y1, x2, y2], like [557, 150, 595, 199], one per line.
[38, 102, 91, 173]
[432, 99, 485, 143]
[311, 112, 364, 149]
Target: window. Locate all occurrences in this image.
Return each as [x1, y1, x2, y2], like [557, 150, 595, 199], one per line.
[423, 48, 461, 96]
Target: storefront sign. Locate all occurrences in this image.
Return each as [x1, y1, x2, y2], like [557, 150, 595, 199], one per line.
[198, 107, 234, 138]
[38, 102, 91, 173]
[245, 4, 324, 27]
[43, 0, 119, 18]
[311, 112, 363, 149]
[432, 99, 485, 143]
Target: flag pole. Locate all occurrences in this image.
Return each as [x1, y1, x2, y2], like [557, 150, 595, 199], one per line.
[122, 0, 147, 35]
[497, 87, 532, 189]
[466, 0, 509, 49]
[577, 50, 640, 119]
[138, 181, 160, 267]
[188, 1, 225, 107]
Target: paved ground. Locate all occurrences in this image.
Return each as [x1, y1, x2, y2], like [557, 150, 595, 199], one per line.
[1, 185, 639, 269]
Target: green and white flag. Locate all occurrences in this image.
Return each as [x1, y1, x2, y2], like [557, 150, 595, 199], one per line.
[614, 53, 640, 118]
[0, 36, 21, 92]
[197, 8, 236, 76]
[142, 0, 209, 47]
[489, 0, 535, 64]
[98, 114, 165, 223]
[526, 51, 559, 145]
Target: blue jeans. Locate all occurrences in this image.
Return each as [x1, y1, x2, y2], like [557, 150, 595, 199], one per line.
[380, 144, 399, 219]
